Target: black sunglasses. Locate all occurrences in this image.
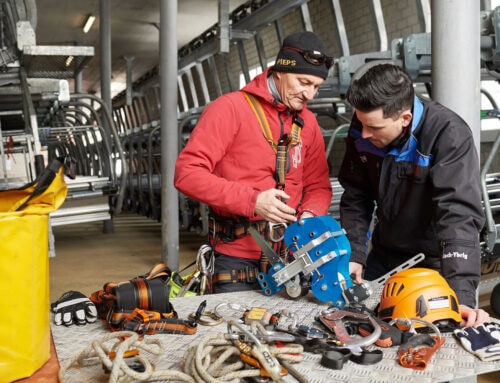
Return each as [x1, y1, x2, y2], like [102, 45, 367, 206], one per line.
[283, 46, 334, 68]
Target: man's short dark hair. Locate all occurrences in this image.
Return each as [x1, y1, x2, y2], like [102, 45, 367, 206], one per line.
[346, 64, 414, 119]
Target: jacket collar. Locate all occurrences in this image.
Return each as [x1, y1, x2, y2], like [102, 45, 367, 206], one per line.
[241, 66, 289, 113]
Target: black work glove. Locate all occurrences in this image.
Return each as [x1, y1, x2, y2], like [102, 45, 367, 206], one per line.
[51, 290, 97, 326]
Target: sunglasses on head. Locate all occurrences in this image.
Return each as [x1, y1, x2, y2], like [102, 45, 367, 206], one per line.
[283, 46, 334, 68]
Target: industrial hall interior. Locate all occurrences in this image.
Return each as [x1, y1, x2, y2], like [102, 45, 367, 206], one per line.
[2, 0, 500, 382]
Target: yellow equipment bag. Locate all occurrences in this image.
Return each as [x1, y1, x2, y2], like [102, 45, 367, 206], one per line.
[0, 158, 68, 382]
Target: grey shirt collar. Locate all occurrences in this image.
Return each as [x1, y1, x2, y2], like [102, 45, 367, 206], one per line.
[267, 70, 282, 104]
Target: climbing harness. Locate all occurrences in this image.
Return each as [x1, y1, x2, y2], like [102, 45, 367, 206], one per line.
[89, 264, 201, 334]
[120, 301, 206, 335]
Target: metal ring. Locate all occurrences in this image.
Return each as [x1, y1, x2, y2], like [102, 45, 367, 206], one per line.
[187, 311, 223, 326]
[214, 302, 248, 322]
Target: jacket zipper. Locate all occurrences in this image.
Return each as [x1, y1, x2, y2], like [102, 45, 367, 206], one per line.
[440, 239, 476, 248]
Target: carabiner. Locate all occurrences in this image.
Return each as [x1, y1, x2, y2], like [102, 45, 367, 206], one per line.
[268, 222, 287, 242]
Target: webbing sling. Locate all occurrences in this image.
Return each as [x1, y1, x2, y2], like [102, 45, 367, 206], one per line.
[242, 91, 303, 188]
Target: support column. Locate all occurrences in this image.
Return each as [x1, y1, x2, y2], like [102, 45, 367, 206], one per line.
[124, 55, 135, 106]
[74, 41, 83, 93]
[432, 0, 481, 154]
[74, 71, 83, 93]
[99, 0, 112, 111]
[160, 0, 179, 270]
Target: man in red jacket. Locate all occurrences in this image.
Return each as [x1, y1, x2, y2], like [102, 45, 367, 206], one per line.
[175, 32, 333, 293]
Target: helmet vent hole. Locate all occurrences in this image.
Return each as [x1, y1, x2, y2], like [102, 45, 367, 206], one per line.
[396, 283, 404, 296]
[450, 294, 459, 313]
[390, 283, 397, 296]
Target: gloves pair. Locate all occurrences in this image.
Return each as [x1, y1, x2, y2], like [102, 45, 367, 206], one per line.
[51, 290, 97, 326]
[454, 323, 500, 361]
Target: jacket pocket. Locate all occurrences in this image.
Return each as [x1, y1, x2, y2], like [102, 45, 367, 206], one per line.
[397, 162, 429, 183]
[440, 239, 476, 262]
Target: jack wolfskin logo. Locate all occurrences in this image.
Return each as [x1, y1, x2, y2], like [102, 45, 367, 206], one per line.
[443, 251, 468, 260]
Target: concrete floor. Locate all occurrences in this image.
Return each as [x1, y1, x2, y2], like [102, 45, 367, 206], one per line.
[49, 213, 500, 382]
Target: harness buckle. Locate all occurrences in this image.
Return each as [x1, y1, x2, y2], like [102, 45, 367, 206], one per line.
[268, 222, 287, 242]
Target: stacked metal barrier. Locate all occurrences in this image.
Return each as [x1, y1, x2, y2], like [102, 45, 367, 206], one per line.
[0, 0, 125, 230]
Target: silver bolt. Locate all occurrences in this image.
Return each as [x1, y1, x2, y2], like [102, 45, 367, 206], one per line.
[333, 281, 338, 286]
[336, 300, 342, 307]
[273, 264, 281, 271]
[321, 284, 327, 291]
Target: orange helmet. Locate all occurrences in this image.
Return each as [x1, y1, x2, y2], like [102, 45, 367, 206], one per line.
[377, 268, 462, 328]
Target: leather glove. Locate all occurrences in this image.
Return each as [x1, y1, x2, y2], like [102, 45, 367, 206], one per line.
[454, 323, 500, 361]
[51, 290, 97, 326]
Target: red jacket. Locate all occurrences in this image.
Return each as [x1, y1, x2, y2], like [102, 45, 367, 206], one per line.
[174, 68, 332, 259]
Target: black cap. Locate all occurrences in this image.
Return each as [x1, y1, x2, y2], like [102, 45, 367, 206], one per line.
[274, 31, 330, 79]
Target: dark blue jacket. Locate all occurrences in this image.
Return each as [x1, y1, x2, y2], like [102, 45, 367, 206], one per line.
[338, 97, 485, 307]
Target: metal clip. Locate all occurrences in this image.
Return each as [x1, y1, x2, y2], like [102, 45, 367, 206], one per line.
[268, 222, 287, 243]
[389, 317, 441, 337]
[318, 308, 382, 349]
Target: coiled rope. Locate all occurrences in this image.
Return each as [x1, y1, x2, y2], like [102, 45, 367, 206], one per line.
[59, 327, 305, 383]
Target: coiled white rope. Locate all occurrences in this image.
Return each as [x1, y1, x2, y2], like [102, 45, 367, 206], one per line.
[58, 331, 194, 383]
[59, 328, 304, 383]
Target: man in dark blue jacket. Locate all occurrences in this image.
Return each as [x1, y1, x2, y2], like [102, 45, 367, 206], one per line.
[339, 64, 489, 326]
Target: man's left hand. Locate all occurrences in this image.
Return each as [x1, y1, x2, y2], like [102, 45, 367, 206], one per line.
[459, 304, 490, 327]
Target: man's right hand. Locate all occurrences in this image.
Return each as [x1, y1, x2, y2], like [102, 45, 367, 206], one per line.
[255, 188, 297, 223]
[349, 261, 364, 284]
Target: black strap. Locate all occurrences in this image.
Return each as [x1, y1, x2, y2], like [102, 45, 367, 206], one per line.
[14, 156, 76, 211]
[320, 348, 383, 370]
[212, 266, 259, 284]
[349, 349, 383, 365]
[15, 157, 63, 211]
[320, 349, 351, 370]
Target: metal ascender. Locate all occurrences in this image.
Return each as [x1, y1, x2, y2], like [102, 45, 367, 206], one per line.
[255, 215, 363, 308]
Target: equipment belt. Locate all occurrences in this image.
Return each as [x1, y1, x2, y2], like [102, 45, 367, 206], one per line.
[209, 210, 267, 243]
[212, 266, 259, 285]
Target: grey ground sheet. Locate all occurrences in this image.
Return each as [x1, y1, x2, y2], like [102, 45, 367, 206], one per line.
[51, 285, 500, 383]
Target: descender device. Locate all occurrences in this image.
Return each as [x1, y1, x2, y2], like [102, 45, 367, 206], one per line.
[252, 216, 425, 308]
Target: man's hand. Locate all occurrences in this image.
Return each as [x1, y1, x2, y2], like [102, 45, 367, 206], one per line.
[349, 261, 364, 284]
[255, 188, 297, 223]
[459, 304, 491, 327]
